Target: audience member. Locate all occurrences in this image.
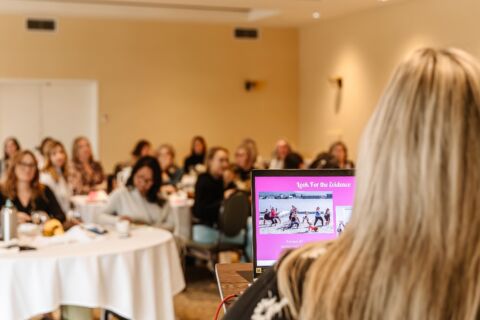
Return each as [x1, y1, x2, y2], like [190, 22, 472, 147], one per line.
[0, 137, 21, 181]
[40, 141, 72, 213]
[157, 144, 183, 193]
[0, 150, 65, 223]
[183, 136, 207, 174]
[193, 147, 235, 226]
[70, 137, 105, 195]
[329, 141, 355, 169]
[115, 139, 152, 187]
[284, 152, 304, 169]
[34, 137, 55, 170]
[100, 156, 173, 230]
[269, 139, 291, 169]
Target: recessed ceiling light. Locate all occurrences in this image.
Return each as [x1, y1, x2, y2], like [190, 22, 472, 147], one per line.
[312, 11, 321, 19]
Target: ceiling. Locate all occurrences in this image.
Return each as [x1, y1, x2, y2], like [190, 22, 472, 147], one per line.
[0, 0, 408, 27]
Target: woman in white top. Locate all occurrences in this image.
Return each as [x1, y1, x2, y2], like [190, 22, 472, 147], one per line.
[100, 156, 173, 230]
[40, 140, 72, 213]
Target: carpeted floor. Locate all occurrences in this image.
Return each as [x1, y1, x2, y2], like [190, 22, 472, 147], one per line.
[174, 265, 223, 320]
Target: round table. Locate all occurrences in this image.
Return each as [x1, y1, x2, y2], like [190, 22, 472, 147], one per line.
[0, 227, 185, 320]
[71, 195, 193, 242]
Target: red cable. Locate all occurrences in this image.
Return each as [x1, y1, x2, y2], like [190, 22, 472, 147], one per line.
[214, 294, 238, 320]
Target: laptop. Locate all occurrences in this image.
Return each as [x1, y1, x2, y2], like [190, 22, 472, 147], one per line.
[251, 169, 355, 278]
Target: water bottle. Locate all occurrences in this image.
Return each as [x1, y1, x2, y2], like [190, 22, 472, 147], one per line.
[1, 199, 17, 241]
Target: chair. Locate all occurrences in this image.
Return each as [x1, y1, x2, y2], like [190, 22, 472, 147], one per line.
[186, 191, 250, 271]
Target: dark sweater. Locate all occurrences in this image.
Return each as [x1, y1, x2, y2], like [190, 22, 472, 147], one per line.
[183, 154, 205, 174]
[0, 185, 66, 223]
[193, 172, 225, 227]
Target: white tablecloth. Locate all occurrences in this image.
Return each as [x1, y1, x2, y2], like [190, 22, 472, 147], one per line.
[0, 227, 185, 320]
[71, 195, 106, 224]
[72, 195, 194, 242]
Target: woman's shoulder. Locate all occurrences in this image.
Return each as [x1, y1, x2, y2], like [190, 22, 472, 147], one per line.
[91, 160, 104, 171]
[110, 186, 130, 198]
[39, 171, 54, 183]
[40, 184, 55, 198]
[224, 243, 332, 320]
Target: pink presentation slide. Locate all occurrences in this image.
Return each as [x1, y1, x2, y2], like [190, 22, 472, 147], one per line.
[254, 176, 355, 266]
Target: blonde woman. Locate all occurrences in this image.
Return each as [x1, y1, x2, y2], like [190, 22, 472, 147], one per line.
[70, 136, 105, 195]
[225, 48, 480, 320]
[40, 140, 72, 213]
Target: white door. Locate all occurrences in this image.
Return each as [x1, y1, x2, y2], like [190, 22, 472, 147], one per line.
[41, 82, 98, 155]
[0, 80, 98, 156]
[0, 83, 42, 151]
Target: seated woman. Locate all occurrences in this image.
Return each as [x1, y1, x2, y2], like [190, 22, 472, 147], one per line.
[0, 150, 65, 223]
[115, 139, 152, 187]
[99, 156, 173, 231]
[329, 141, 355, 169]
[283, 152, 304, 169]
[40, 140, 72, 213]
[192, 147, 240, 244]
[34, 136, 55, 170]
[269, 139, 291, 169]
[233, 143, 255, 192]
[225, 48, 480, 319]
[70, 136, 105, 195]
[156, 144, 183, 193]
[183, 136, 207, 174]
[0, 137, 21, 182]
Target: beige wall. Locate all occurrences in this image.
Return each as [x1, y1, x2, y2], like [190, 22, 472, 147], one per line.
[299, 0, 480, 161]
[0, 15, 298, 171]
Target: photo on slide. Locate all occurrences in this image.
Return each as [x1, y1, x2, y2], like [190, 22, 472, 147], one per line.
[335, 206, 353, 236]
[258, 191, 334, 235]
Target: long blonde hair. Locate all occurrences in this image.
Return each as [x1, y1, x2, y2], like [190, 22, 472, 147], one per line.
[42, 140, 69, 183]
[278, 48, 480, 320]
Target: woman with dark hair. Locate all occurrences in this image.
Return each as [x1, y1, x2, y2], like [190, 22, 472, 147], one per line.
[183, 136, 207, 174]
[100, 156, 173, 230]
[284, 152, 304, 169]
[34, 136, 54, 170]
[0, 137, 21, 181]
[131, 139, 151, 160]
[115, 139, 152, 188]
[193, 147, 233, 227]
[0, 150, 65, 223]
[192, 147, 242, 244]
[329, 141, 355, 169]
[70, 136, 105, 194]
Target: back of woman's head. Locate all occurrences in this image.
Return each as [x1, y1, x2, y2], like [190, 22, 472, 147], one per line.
[278, 48, 480, 320]
[126, 156, 162, 203]
[284, 152, 304, 169]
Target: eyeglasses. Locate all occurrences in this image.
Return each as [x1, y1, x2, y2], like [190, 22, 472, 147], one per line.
[18, 162, 36, 169]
